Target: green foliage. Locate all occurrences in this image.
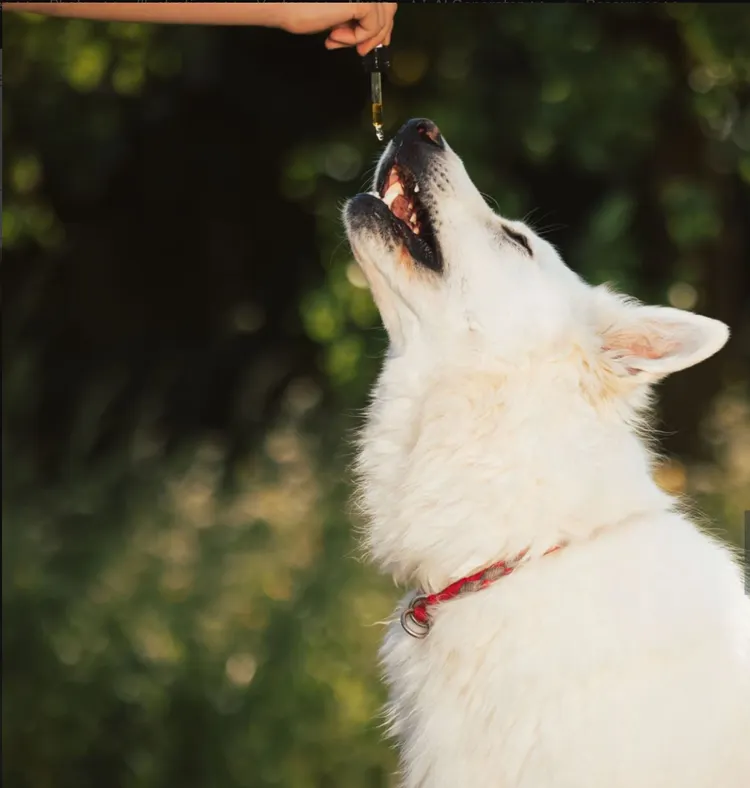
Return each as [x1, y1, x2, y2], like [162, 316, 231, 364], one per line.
[3, 5, 749, 787]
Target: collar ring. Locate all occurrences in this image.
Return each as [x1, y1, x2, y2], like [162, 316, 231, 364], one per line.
[400, 594, 430, 639]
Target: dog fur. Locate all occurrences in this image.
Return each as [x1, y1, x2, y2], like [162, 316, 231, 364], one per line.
[343, 119, 750, 787]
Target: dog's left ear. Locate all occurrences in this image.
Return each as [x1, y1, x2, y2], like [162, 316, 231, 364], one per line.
[600, 304, 730, 381]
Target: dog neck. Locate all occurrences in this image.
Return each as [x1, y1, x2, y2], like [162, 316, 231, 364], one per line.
[354, 350, 673, 591]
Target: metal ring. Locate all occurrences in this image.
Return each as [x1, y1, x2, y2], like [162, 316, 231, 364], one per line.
[400, 595, 431, 639]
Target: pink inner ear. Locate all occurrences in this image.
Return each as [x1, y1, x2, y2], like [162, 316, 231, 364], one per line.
[602, 328, 678, 362]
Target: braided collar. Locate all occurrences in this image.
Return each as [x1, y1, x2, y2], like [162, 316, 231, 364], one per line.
[400, 544, 564, 638]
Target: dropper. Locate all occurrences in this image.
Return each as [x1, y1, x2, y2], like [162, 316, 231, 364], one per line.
[362, 45, 390, 141]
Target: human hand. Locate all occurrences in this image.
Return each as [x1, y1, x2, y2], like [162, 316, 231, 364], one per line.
[274, 3, 397, 56]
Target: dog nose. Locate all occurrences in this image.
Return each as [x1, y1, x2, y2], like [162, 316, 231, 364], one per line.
[394, 118, 445, 150]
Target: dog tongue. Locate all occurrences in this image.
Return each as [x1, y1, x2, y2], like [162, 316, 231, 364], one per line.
[390, 194, 411, 223]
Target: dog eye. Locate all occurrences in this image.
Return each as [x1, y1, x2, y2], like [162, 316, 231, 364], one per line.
[503, 226, 532, 256]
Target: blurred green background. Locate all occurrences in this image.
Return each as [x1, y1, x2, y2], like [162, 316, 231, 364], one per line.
[3, 5, 750, 787]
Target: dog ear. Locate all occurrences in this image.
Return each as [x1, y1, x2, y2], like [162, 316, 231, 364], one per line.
[600, 304, 729, 381]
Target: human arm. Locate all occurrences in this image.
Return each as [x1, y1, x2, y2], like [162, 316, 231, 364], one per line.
[1, 3, 396, 55]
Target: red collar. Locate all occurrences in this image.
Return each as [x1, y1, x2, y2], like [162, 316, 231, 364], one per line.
[400, 545, 564, 638]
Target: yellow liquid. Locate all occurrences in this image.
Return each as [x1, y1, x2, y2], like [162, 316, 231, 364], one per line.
[372, 102, 384, 141]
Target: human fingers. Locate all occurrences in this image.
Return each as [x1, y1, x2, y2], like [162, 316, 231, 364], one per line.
[325, 4, 396, 53]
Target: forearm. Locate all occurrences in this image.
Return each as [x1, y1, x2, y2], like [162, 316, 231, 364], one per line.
[2, 2, 286, 27]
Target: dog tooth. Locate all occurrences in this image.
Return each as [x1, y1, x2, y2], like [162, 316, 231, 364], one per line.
[383, 182, 404, 207]
[414, 183, 420, 193]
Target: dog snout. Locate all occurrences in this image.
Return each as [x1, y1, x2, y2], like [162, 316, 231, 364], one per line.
[394, 118, 445, 151]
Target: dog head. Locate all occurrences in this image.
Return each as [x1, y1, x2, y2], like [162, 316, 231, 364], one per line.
[344, 118, 728, 395]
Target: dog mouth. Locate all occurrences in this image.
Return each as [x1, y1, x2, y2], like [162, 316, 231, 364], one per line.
[377, 164, 440, 271]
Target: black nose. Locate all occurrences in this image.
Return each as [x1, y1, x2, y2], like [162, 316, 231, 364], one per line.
[393, 118, 445, 150]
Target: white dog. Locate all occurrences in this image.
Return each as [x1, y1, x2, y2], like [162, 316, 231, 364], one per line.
[343, 118, 750, 788]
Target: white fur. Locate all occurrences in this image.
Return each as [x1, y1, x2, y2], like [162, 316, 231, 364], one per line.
[344, 127, 750, 787]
